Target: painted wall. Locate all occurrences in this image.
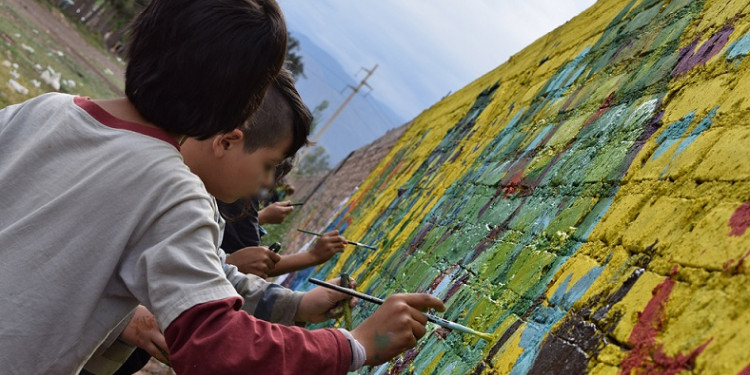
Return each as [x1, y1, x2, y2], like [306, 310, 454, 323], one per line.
[284, 0, 750, 373]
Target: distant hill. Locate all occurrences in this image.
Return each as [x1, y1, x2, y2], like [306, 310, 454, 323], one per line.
[290, 31, 406, 164]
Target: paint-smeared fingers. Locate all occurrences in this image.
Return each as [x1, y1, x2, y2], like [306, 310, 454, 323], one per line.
[399, 293, 446, 313]
[410, 315, 427, 340]
[407, 305, 429, 326]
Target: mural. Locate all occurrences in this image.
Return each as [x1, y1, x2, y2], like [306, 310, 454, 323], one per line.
[280, 0, 750, 373]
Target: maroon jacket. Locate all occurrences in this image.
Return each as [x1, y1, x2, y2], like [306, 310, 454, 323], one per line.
[166, 297, 352, 374]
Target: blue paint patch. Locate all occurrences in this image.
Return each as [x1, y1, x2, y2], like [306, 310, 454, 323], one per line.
[430, 266, 461, 298]
[509, 264, 603, 375]
[526, 124, 555, 152]
[487, 108, 528, 157]
[543, 47, 591, 100]
[651, 112, 695, 160]
[674, 106, 717, 155]
[577, 193, 617, 241]
[726, 32, 750, 62]
[550, 266, 605, 309]
[660, 107, 718, 177]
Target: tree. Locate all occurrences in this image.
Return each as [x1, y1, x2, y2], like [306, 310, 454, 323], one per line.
[285, 34, 305, 80]
[309, 100, 329, 135]
[295, 145, 330, 175]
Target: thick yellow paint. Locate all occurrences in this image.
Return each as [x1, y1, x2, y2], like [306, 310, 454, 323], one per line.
[608, 271, 665, 343]
[306, 0, 750, 373]
[486, 320, 526, 374]
[420, 350, 446, 375]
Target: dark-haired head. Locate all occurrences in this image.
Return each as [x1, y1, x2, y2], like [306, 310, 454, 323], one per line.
[240, 68, 311, 159]
[125, 0, 287, 139]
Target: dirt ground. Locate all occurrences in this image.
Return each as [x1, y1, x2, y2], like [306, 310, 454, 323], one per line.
[3, 1, 173, 373]
[4, 0, 124, 92]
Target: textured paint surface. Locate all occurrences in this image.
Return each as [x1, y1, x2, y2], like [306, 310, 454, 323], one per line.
[282, 0, 750, 373]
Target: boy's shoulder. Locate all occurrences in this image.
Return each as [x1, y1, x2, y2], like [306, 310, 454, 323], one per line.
[2, 92, 72, 112]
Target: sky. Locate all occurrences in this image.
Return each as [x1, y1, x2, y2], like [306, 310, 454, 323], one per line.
[278, 0, 597, 122]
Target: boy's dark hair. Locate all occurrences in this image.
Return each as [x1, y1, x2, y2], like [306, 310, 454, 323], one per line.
[274, 157, 295, 182]
[240, 68, 311, 158]
[222, 68, 310, 222]
[125, 0, 287, 139]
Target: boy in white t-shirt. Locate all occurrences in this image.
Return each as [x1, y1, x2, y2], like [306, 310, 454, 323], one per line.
[86, 69, 359, 375]
[0, 0, 444, 373]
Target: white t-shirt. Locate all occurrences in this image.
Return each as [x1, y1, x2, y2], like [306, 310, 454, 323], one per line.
[0, 93, 239, 374]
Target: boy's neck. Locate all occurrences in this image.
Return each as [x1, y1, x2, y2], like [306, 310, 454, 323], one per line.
[93, 98, 185, 144]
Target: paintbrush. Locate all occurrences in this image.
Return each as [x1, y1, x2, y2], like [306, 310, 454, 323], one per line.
[308, 278, 495, 341]
[269, 242, 282, 253]
[286, 202, 305, 206]
[297, 229, 377, 250]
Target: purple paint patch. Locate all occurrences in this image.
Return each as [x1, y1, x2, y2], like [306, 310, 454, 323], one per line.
[729, 203, 750, 236]
[673, 25, 734, 76]
[612, 39, 635, 62]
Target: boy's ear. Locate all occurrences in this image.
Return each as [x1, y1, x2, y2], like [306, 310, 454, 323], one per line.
[213, 129, 244, 156]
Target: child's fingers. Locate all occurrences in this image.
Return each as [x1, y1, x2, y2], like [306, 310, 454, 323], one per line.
[397, 293, 446, 312]
[146, 342, 170, 364]
[410, 318, 427, 340]
[264, 258, 276, 271]
[407, 305, 429, 326]
[153, 334, 169, 358]
[267, 250, 282, 263]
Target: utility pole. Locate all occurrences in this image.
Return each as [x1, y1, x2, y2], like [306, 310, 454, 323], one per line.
[308, 64, 378, 144]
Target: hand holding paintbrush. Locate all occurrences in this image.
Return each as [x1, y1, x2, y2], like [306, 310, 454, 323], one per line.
[309, 278, 495, 341]
[347, 288, 446, 366]
[297, 228, 377, 250]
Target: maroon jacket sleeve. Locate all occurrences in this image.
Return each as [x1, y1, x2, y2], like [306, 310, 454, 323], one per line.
[165, 297, 352, 375]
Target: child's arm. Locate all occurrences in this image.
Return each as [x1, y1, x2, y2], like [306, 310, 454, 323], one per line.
[165, 297, 353, 374]
[118, 305, 169, 364]
[352, 294, 446, 366]
[225, 245, 280, 278]
[268, 230, 347, 276]
[165, 293, 445, 374]
[222, 246, 354, 326]
[220, 247, 302, 325]
[257, 201, 294, 225]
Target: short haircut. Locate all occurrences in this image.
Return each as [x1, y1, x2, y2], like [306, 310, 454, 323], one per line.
[240, 68, 311, 158]
[125, 0, 287, 139]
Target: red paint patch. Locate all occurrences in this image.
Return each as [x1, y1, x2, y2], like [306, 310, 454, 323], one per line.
[737, 363, 750, 375]
[503, 170, 524, 197]
[723, 250, 750, 275]
[619, 269, 712, 375]
[729, 203, 750, 236]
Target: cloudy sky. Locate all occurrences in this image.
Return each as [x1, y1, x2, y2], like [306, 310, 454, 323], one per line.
[278, 0, 597, 122]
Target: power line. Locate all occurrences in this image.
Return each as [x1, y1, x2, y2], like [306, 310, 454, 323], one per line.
[308, 64, 378, 145]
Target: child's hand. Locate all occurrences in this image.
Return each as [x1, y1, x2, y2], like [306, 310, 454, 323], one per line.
[295, 276, 358, 323]
[120, 305, 170, 364]
[351, 294, 445, 366]
[257, 201, 294, 224]
[225, 246, 281, 278]
[309, 230, 347, 263]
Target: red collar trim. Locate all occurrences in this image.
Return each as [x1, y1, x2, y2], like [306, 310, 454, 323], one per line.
[74, 97, 180, 150]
